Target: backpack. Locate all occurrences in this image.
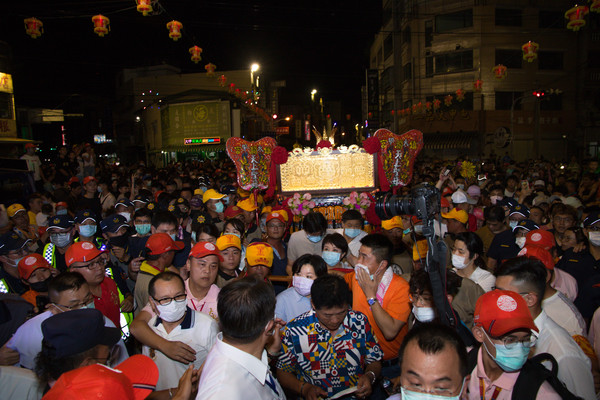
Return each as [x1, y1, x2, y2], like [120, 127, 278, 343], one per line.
[467, 346, 583, 400]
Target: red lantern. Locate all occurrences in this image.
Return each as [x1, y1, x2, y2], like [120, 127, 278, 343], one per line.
[228, 83, 235, 93]
[24, 17, 43, 38]
[444, 95, 453, 107]
[492, 64, 507, 80]
[433, 99, 441, 111]
[565, 6, 589, 31]
[473, 79, 483, 92]
[591, 0, 600, 13]
[455, 89, 465, 102]
[391, 110, 395, 116]
[166, 20, 183, 41]
[522, 41, 539, 62]
[405, 108, 411, 115]
[205, 63, 216, 76]
[136, 0, 153, 16]
[425, 102, 432, 111]
[92, 15, 110, 37]
[412, 104, 418, 114]
[189, 46, 202, 63]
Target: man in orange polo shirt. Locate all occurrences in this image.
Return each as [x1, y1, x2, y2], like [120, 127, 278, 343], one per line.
[344, 233, 410, 382]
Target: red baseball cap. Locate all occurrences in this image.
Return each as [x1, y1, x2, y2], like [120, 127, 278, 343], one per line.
[518, 245, 554, 270]
[266, 211, 287, 225]
[65, 241, 105, 267]
[440, 197, 450, 208]
[83, 176, 97, 185]
[42, 364, 135, 400]
[115, 355, 159, 400]
[25, 143, 37, 149]
[18, 253, 51, 280]
[224, 205, 243, 219]
[525, 229, 555, 251]
[474, 290, 538, 337]
[145, 233, 184, 255]
[189, 241, 224, 261]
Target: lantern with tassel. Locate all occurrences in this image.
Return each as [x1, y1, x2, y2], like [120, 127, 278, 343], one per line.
[228, 83, 235, 93]
[473, 79, 483, 92]
[433, 99, 441, 111]
[455, 89, 465, 102]
[92, 15, 110, 37]
[136, 0, 153, 16]
[492, 64, 508, 80]
[205, 63, 216, 76]
[565, 5, 589, 31]
[217, 75, 227, 86]
[591, 0, 600, 13]
[166, 20, 183, 41]
[425, 102, 432, 112]
[522, 41, 539, 62]
[189, 46, 202, 63]
[444, 95, 453, 107]
[24, 17, 43, 38]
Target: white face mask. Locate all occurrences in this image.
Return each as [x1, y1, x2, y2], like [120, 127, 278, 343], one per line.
[292, 275, 314, 297]
[355, 263, 374, 281]
[414, 225, 424, 234]
[490, 195, 502, 205]
[451, 254, 468, 270]
[509, 220, 518, 230]
[412, 305, 436, 323]
[156, 299, 187, 322]
[515, 237, 526, 248]
[118, 212, 131, 223]
[589, 232, 600, 247]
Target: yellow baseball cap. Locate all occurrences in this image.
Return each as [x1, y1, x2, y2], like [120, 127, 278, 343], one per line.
[237, 197, 258, 212]
[441, 208, 469, 224]
[194, 188, 204, 196]
[7, 204, 26, 218]
[203, 189, 225, 203]
[246, 242, 273, 267]
[216, 234, 242, 251]
[381, 216, 403, 231]
[413, 239, 429, 261]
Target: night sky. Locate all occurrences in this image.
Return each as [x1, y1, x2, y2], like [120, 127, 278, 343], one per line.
[1, 1, 382, 117]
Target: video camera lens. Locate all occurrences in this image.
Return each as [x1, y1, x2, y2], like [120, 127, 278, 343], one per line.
[375, 192, 414, 221]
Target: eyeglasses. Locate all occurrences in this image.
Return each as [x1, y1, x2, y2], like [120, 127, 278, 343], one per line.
[588, 225, 600, 232]
[152, 293, 186, 306]
[484, 329, 537, 349]
[52, 293, 95, 311]
[71, 257, 108, 271]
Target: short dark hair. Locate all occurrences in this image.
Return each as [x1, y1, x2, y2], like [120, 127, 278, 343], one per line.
[303, 212, 327, 235]
[454, 232, 486, 270]
[217, 277, 275, 344]
[551, 203, 577, 220]
[342, 209, 363, 224]
[148, 271, 185, 299]
[35, 341, 101, 386]
[398, 322, 468, 378]
[193, 223, 220, 240]
[152, 210, 178, 229]
[291, 254, 328, 277]
[360, 233, 393, 263]
[48, 272, 87, 303]
[484, 205, 505, 223]
[223, 218, 246, 237]
[409, 269, 462, 300]
[134, 208, 153, 220]
[311, 275, 351, 310]
[494, 256, 547, 303]
[321, 233, 349, 256]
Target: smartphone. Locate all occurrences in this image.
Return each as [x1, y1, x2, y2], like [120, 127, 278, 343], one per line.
[443, 169, 451, 176]
[521, 180, 529, 189]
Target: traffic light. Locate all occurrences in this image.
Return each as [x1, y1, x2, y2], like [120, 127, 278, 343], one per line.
[533, 90, 545, 98]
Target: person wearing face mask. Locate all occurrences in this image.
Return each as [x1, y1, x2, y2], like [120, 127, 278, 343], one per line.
[115, 198, 135, 225]
[495, 257, 596, 399]
[452, 232, 496, 293]
[79, 176, 102, 220]
[215, 234, 242, 288]
[512, 219, 539, 250]
[286, 212, 329, 275]
[321, 233, 352, 275]
[43, 214, 75, 273]
[333, 210, 367, 266]
[275, 254, 328, 323]
[142, 271, 218, 391]
[486, 207, 525, 272]
[17, 254, 55, 308]
[276, 275, 383, 400]
[202, 189, 226, 226]
[1, 272, 128, 370]
[132, 193, 149, 212]
[73, 209, 104, 250]
[466, 289, 562, 399]
[0, 232, 31, 295]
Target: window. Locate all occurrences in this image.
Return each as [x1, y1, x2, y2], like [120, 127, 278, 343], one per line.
[425, 20, 433, 47]
[426, 56, 434, 77]
[540, 93, 562, 111]
[495, 9, 522, 26]
[384, 34, 393, 60]
[402, 26, 411, 44]
[495, 91, 523, 110]
[435, 9, 473, 33]
[434, 50, 473, 74]
[495, 49, 522, 69]
[403, 63, 412, 81]
[381, 67, 394, 90]
[538, 51, 563, 70]
[539, 10, 563, 28]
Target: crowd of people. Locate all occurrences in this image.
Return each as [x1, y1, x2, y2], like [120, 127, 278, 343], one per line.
[2, 142, 600, 399]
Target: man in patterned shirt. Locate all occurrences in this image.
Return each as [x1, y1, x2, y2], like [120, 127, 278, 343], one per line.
[276, 275, 383, 399]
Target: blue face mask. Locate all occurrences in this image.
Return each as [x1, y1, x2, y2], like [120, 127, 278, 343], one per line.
[214, 202, 224, 213]
[344, 228, 361, 239]
[8, 256, 24, 268]
[307, 234, 322, 243]
[400, 378, 465, 400]
[322, 250, 341, 266]
[191, 231, 197, 242]
[79, 224, 97, 237]
[482, 330, 530, 372]
[57, 209, 68, 215]
[170, 233, 177, 241]
[135, 223, 151, 236]
[509, 220, 518, 230]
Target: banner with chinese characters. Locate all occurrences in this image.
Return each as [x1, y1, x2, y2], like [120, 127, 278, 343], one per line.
[161, 100, 230, 147]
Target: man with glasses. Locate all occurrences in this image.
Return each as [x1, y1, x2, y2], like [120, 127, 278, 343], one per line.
[142, 271, 218, 391]
[277, 275, 383, 399]
[65, 241, 120, 327]
[0, 232, 31, 295]
[495, 257, 595, 399]
[466, 289, 561, 399]
[0, 272, 127, 369]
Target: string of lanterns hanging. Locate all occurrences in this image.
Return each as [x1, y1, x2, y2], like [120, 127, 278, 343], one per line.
[521, 41, 539, 62]
[189, 46, 202, 63]
[92, 15, 110, 37]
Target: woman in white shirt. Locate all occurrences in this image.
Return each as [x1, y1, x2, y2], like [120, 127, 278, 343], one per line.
[451, 232, 495, 292]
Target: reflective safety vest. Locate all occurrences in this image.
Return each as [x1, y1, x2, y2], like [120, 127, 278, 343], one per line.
[43, 243, 56, 267]
[105, 267, 133, 341]
[0, 279, 9, 294]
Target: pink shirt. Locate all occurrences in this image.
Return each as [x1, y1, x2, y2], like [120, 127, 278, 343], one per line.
[464, 348, 562, 400]
[552, 268, 578, 302]
[185, 279, 219, 321]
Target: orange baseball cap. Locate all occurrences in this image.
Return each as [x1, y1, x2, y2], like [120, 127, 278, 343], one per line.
[441, 208, 469, 224]
[224, 205, 243, 219]
[246, 242, 273, 267]
[518, 245, 554, 270]
[266, 211, 287, 225]
[474, 290, 538, 336]
[65, 241, 105, 267]
[145, 233, 184, 256]
[115, 355, 159, 400]
[18, 253, 51, 280]
[83, 176, 97, 185]
[216, 234, 241, 251]
[525, 229, 555, 251]
[189, 241, 224, 261]
[25, 143, 37, 149]
[381, 216, 403, 231]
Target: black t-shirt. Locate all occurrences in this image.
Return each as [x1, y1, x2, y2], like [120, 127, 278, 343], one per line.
[0, 268, 28, 295]
[556, 249, 600, 318]
[487, 229, 520, 264]
[78, 195, 102, 219]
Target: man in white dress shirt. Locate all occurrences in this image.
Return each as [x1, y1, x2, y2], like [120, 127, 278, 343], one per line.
[197, 276, 285, 400]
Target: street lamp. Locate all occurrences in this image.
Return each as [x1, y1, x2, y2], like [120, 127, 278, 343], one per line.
[311, 89, 317, 101]
[250, 63, 260, 86]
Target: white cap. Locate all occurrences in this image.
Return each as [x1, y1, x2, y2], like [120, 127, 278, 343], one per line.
[451, 190, 477, 205]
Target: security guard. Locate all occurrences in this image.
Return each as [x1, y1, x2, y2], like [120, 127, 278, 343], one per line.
[0, 233, 31, 295]
[42, 214, 75, 273]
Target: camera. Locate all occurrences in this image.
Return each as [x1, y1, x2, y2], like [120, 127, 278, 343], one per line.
[375, 183, 441, 222]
